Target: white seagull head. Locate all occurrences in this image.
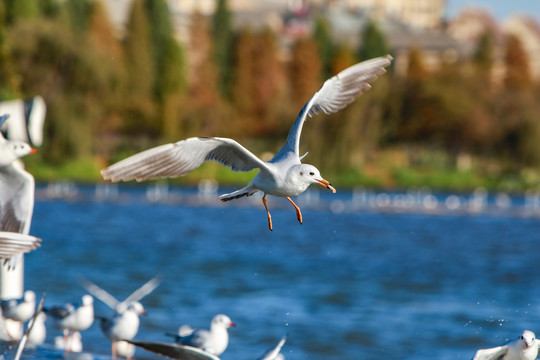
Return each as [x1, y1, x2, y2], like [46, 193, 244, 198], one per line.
[126, 301, 146, 316]
[0, 140, 36, 166]
[210, 314, 235, 330]
[289, 164, 336, 194]
[81, 294, 93, 306]
[520, 330, 536, 348]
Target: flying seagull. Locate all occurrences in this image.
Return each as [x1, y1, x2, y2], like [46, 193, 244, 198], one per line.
[101, 55, 392, 230]
[0, 114, 37, 266]
[472, 330, 539, 360]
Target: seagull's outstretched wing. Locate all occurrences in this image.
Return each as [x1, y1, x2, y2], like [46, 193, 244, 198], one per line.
[120, 275, 161, 310]
[0, 232, 41, 258]
[258, 335, 287, 360]
[129, 340, 221, 360]
[275, 55, 392, 160]
[0, 164, 35, 235]
[101, 137, 271, 182]
[80, 278, 120, 310]
[472, 345, 508, 360]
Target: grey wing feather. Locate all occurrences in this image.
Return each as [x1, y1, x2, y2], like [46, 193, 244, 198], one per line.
[277, 55, 392, 158]
[0, 232, 41, 258]
[128, 339, 221, 360]
[0, 165, 34, 234]
[80, 278, 120, 310]
[101, 137, 270, 182]
[472, 345, 508, 360]
[121, 275, 161, 308]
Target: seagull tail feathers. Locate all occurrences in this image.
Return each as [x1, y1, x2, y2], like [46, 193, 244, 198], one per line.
[219, 185, 258, 202]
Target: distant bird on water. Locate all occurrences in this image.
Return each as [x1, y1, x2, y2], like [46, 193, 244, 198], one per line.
[472, 330, 539, 360]
[101, 55, 392, 230]
[81, 276, 161, 360]
[166, 314, 235, 356]
[129, 334, 287, 360]
[44, 294, 94, 354]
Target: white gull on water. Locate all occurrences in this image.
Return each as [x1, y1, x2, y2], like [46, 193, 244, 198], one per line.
[129, 334, 287, 360]
[81, 276, 160, 360]
[101, 55, 392, 230]
[44, 294, 94, 353]
[472, 330, 539, 360]
[167, 314, 235, 356]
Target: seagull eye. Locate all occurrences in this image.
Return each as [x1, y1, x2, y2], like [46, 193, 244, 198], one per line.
[520, 336, 524, 339]
[309, 172, 315, 176]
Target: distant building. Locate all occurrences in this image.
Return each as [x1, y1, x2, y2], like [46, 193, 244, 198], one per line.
[342, 0, 446, 30]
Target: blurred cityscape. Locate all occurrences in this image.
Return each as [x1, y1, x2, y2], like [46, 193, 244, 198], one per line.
[1, 0, 540, 191]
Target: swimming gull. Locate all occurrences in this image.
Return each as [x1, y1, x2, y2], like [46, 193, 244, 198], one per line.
[101, 55, 392, 230]
[472, 330, 539, 360]
[81, 276, 160, 360]
[129, 334, 287, 360]
[44, 294, 94, 353]
[166, 314, 235, 356]
[99, 301, 146, 360]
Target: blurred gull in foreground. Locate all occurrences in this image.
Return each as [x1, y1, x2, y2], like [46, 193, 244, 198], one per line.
[25, 311, 46, 348]
[472, 330, 539, 360]
[166, 314, 235, 356]
[44, 294, 94, 353]
[54, 330, 83, 353]
[99, 301, 146, 360]
[0, 290, 35, 340]
[0, 114, 37, 270]
[81, 276, 160, 360]
[101, 55, 392, 230]
[0, 232, 41, 261]
[130, 334, 287, 360]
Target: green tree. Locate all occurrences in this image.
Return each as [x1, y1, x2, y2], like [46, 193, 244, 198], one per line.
[313, 15, 334, 78]
[144, 0, 185, 102]
[212, 0, 233, 96]
[0, 1, 19, 97]
[64, 0, 93, 32]
[2, 0, 39, 24]
[10, 19, 123, 163]
[122, 0, 156, 135]
[357, 20, 389, 61]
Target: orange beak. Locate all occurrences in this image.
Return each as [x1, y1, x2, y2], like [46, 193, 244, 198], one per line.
[30, 148, 37, 154]
[316, 179, 336, 193]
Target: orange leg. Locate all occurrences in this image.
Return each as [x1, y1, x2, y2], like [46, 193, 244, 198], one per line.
[111, 341, 117, 360]
[262, 195, 273, 231]
[287, 197, 303, 224]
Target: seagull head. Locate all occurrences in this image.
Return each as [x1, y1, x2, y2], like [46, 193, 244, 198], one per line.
[12, 141, 36, 159]
[295, 164, 336, 193]
[23, 290, 35, 303]
[519, 330, 536, 348]
[81, 294, 93, 307]
[126, 301, 146, 316]
[211, 314, 235, 329]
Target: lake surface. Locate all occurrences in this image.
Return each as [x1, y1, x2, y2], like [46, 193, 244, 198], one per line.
[11, 185, 540, 359]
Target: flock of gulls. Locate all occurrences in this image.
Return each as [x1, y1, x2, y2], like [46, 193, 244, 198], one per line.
[0, 55, 538, 360]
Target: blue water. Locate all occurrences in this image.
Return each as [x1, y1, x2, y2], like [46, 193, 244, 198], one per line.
[16, 186, 540, 359]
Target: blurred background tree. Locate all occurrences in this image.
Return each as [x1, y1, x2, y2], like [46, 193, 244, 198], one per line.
[0, 0, 539, 188]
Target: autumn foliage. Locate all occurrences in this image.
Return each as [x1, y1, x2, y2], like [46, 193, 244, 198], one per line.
[1, 0, 540, 186]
